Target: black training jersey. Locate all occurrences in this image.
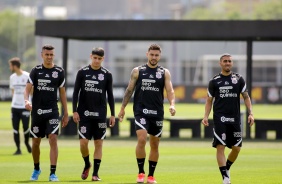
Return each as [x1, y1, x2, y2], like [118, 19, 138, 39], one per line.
[72, 65, 115, 120]
[28, 64, 65, 115]
[133, 64, 165, 118]
[207, 72, 247, 124]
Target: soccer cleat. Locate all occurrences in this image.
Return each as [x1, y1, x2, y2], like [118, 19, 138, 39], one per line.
[147, 176, 157, 183]
[13, 149, 22, 155]
[49, 174, 59, 182]
[222, 176, 231, 184]
[81, 163, 92, 180]
[92, 176, 101, 181]
[226, 170, 231, 181]
[30, 169, 41, 181]
[136, 173, 145, 183]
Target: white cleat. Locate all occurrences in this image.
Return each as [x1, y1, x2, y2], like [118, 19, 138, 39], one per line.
[226, 170, 231, 181]
[222, 176, 231, 184]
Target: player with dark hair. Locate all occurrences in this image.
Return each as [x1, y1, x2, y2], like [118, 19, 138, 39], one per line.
[118, 44, 176, 183]
[9, 57, 32, 155]
[72, 47, 115, 181]
[24, 44, 69, 181]
[202, 53, 255, 184]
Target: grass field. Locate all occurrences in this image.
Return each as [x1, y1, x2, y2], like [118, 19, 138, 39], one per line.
[0, 102, 282, 183]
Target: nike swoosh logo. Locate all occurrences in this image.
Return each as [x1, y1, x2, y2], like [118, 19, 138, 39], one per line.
[142, 73, 147, 75]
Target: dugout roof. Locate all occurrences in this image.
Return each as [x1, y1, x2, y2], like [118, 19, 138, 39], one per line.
[35, 20, 282, 139]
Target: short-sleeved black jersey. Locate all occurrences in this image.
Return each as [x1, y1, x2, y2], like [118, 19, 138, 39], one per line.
[133, 64, 165, 118]
[72, 65, 115, 120]
[28, 64, 65, 115]
[208, 72, 247, 124]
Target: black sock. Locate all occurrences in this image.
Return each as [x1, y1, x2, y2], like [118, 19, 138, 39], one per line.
[226, 160, 233, 170]
[148, 160, 157, 177]
[137, 158, 145, 174]
[34, 163, 40, 171]
[83, 155, 90, 169]
[93, 159, 101, 176]
[50, 165, 56, 175]
[219, 166, 228, 179]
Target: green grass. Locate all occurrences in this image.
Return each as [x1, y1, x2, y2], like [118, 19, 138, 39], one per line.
[0, 131, 282, 184]
[1, 102, 282, 183]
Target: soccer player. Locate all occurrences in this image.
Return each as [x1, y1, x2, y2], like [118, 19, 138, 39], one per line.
[72, 47, 115, 181]
[24, 45, 69, 182]
[202, 53, 255, 184]
[118, 44, 176, 184]
[9, 57, 32, 155]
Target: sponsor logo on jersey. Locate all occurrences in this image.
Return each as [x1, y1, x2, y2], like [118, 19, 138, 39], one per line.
[220, 116, 235, 123]
[37, 79, 54, 91]
[37, 108, 52, 115]
[33, 126, 39, 133]
[222, 133, 226, 141]
[98, 123, 107, 128]
[140, 118, 146, 125]
[149, 74, 154, 78]
[92, 75, 97, 79]
[219, 86, 237, 98]
[49, 119, 59, 125]
[80, 126, 87, 133]
[84, 80, 102, 93]
[52, 71, 58, 78]
[234, 132, 242, 137]
[156, 72, 162, 79]
[143, 108, 157, 115]
[225, 81, 229, 85]
[141, 79, 159, 92]
[98, 74, 104, 81]
[84, 110, 99, 117]
[156, 121, 163, 126]
[45, 74, 50, 78]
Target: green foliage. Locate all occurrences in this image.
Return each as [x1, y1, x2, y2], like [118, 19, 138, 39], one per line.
[0, 9, 35, 80]
[183, 0, 282, 20]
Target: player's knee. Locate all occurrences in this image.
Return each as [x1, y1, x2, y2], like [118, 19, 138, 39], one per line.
[94, 140, 103, 148]
[137, 137, 147, 146]
[48, 134, 57, 144]
[232, 146, 241, 153]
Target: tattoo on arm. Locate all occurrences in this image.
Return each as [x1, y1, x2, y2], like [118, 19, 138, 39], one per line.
[121, 69, 138, 108]
[242, 92, 249, 100]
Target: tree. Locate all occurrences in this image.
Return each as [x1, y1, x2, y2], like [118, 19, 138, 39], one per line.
[0, 9, 35, 81]
[183, 0, 282, 20]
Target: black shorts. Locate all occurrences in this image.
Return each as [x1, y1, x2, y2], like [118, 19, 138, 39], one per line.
[212, 123, 242, 149]
[78, 118, 107, 140]
[135, 116, 163, 137]
[30, 112, 60, 138]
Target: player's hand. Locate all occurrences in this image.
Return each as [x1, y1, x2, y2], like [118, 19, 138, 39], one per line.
[248, 114, 254, 127]
[109, 116, 115, 127]
[202, 117, 209, 126]
[169, 105, 176, 116]
[25, 100, 32, 111]
[73, 112, 80, 124]
[118, 108, 125, 122]
[61, 114, 69, 128]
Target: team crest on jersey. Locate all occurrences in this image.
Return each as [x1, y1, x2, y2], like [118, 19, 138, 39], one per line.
[140, 118, 146, 125]
[52, 71, 58, 78]
[231, 78, 237, 84]
[80, 126, 87, 134]
[98, 74, 104, 81]
[33, 126, 39, 133]
[156, 72, 162, 79]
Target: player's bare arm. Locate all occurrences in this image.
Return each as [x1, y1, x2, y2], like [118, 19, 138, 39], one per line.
[24, 83, 33, 111]
[202, 96, 213, 126]
[242, 91, 254, 126]
[59, 87, 69, 127]
[107, 73, 116, 127]
[118, 67, 139, 122]
[164, 69, 176, 116]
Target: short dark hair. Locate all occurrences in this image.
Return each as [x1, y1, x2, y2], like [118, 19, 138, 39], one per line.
[220, 53, 232, 61]
[9, 57, 21, 68]
[91, 47, 104, 57]
[42, 44, 55, 51]
[148, 44, 161, 53]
